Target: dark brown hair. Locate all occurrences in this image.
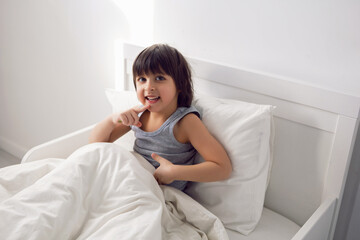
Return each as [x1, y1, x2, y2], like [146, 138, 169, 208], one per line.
[132, 44, 193, 107]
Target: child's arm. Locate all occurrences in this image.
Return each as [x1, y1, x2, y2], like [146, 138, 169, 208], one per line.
[153, 114, 232, 184]
[89, 105, 149, 143]
[89, 114, 130, 143]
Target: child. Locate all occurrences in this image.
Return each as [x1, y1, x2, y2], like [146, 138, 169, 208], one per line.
[90, 44, 232, 191]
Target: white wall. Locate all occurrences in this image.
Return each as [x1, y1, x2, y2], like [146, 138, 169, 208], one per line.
[152, 0, 359, 239]
[0, 0, 153, 158]
[153, 0, 360, 96]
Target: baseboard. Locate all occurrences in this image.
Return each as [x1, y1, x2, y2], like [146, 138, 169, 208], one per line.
[0, 136, 29, 160]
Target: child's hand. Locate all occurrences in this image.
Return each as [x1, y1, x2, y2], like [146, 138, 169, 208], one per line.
[113, 105, 150, 127]
[152, 153, 175, 185]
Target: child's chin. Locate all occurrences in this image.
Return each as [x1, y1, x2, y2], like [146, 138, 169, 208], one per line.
[147, 106, 160, 112]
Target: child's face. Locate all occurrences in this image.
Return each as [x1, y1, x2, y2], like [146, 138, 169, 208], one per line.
[135, 72, 179, 114]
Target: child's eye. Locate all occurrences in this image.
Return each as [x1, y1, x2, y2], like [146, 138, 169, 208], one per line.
[137, 77, 146, 82]
[155, 76, 165, 81]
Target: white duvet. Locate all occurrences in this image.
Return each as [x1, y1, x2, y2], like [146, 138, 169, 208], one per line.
[0, 143, 228, 240]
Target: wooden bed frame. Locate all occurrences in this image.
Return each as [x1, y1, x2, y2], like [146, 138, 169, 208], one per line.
[22, 43, 360, 240]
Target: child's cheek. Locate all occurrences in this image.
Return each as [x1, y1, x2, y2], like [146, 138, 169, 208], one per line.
[136, 90, 144, 103]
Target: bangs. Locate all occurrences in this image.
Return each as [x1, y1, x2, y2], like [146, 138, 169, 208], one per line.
[132, 45, 174, 77]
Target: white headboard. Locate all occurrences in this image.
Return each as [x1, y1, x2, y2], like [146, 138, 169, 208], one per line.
[118, 42, 360, 237]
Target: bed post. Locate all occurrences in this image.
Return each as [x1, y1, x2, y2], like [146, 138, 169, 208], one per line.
[325, 118, 359, 240]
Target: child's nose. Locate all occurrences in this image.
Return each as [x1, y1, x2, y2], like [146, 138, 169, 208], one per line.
[145, 81, 155, 91]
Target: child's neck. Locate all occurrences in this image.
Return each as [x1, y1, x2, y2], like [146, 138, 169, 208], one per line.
[141, 106, 178, 132]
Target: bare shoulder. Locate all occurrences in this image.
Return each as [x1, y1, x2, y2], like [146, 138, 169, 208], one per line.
[178, 112, 202, 128]
[174, 112, 206, 143]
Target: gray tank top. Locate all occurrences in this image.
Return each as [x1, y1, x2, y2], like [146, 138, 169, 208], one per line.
[131, 106, 200, 191]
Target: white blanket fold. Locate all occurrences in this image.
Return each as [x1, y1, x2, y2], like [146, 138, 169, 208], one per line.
[0, 143, 228, 240]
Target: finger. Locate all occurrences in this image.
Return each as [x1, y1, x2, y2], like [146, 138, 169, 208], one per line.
[133, 104, 150, 114]
[130, 111, 141, 127]
[151, 153, 165, 164]
[119, 113, 130, 126]
[127, 113, 137, 126]
[151, 153, 159, 162]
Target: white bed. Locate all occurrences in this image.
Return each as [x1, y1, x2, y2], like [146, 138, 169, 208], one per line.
[4, 43, 360, 240]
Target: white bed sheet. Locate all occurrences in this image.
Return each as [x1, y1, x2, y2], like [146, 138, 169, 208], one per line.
[0, 143, 228, 240]
[226, 208, 300, 240]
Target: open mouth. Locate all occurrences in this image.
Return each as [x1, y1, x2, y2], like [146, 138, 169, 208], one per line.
[145, 96, 160, 104]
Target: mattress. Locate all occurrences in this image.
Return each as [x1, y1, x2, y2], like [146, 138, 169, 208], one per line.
[226, 207, 300, 240]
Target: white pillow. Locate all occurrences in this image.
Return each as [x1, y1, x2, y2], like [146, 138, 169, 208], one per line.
[105, 89, 275, 235]
[105, 88, 139, 113]
[185, 95, 275, 235]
